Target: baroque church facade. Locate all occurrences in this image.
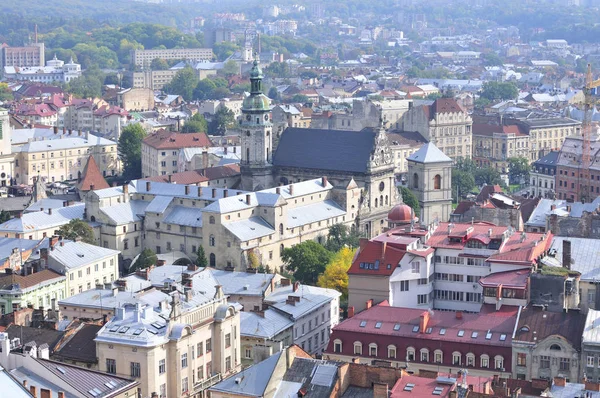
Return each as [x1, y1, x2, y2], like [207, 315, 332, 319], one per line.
[240, 61, 398, 238]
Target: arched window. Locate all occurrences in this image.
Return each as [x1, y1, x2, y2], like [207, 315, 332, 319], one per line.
[406, 347, 415, 361]
[466, 353, 475, 367]
[434, 349, 443, 364]
[388, 345, 397, 359]
[550, 344, 562, 351]
[494, 355, 504, 370]
[452, 351, 462, 366]
[413, 173, 419, 189]
[353, 342, 363, 355]
[209, 235, 215, 246]
[420, 348, 429, 362]
[280, 244, 284, 254]
[375, 198, 378, 208]
[379, 195, 383, 207]
[333, 339, 342, 353]
[369, 343, 378, 357]
[279, 223, 284, 236]
[434, 174, 442, 190]
[385, 195, 388, 205]
[90, 216, 96, 222]
[209, 253, 216, 267]
[480, 354, 490, 368]
[246, 148, 250, 163]
[209, 216, 215, 224]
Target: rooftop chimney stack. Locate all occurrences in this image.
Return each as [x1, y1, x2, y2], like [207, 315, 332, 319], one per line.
[185, 185, 190, 195]
[322, 176, 328, 187]
[146, 181, 151, 192]
[246, 194, 251, 205]
[212, 188, 217, 198]
[197, 186, 203, 197]
[563, 240, 572, 270]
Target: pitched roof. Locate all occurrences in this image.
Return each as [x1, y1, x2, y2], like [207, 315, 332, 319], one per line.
[78, 156, 110, 191]
[6, 325, 65, 353]
[431, 98, 464, 116]
[407, 142, 452, 163]
[273, 127, 378, 174]
[0, 269, 65, 291]
[513, 307, 586, 349]
[347, 240, 406, 276]
[476, 184, 504, 203]
[53, 324, 101, 364]
[142, 131, 211, 149]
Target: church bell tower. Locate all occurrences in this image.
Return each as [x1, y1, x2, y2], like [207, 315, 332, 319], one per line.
[240, 59, 274, 191]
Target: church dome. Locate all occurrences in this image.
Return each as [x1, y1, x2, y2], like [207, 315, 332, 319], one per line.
[387, 204, 413, 223]
[243, 93, 271, 112]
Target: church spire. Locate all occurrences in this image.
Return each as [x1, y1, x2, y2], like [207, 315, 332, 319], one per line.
[249, 57, 263, 94]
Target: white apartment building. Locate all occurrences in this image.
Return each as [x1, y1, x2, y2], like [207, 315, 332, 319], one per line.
[142, 131, 212, 177]
[131, 48, 214, 68]
[0, 204, 85, 240]
[47, 240, 120, 297]
[3, 55, 81, 83]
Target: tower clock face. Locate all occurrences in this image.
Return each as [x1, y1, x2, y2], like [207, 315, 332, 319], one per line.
[379, 181, 385, 192]
[264, 114, 269, 121]
[246, 114, 252, 121]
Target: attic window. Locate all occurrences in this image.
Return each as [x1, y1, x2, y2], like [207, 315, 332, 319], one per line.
[426, 327, 433, 334]
[77, 253, 84, 258]
[457, 330, 465, 337]
[520, 326, 530, 332]
[359, 321, 367, 328]
[118, 326, 130, 333]
[500, 334, 507, 341]
[375, 322, 382, 329]
[412, 325, 419, 333]
[393, 324, 400, 331]
[486, 331, 492, 340]
[439, 328, 446, 335]
[471, 332, 478, 339]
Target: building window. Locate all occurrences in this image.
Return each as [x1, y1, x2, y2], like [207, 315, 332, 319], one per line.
[225, 333, 231, 348]
[560, 358, 570, 371]
[159, 359, 166, 374]
[181, 353, 188, 368]
[106, 359, 116, 374]
[407, 347, 415, 361]
[334, 340, 342, 353]
[209, 216, 215, 224]
[388, 345, 396, 359]
[466, 353, 475, 367]
[517, 353, 527, 367]
[353, 342, 362, 355]
[400, 280, 409, 291]
[369, 343, 377, 357]
[197, 342, 203, 357]
[413, 173, 419, 189]
[197, 365, 204, 381]
[182, 377, 188, 393]
[130, 362, 141, 377]
[420, 349, 429, 362]
[209, 253, 216, 267]
[434, 174, 441, 190]
[417, 294, 428, 305]
[245, 347, 252, 358]
[588, 356, 595, 367]
[452, 352, 461, 366]
[434, 350, 443, 363]
[209, 235, 215, 246]
[206, 338, 212, 353]
[495, 356, 504, 370]
[411, 262, 420, 273]
[540, 356, 550, 369]
[225, 356, 232, 371]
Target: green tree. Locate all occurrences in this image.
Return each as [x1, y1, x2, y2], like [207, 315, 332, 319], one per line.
[213, 41, 239, 61]
[482, 52, 504, 66]
[268, 87, 280, 101]
[480, 81, 519, 101]
[209, 87, 231, 100]
[66, 65, 105, 98]
[247, 251, 260, 269]
[317, 247, 355, 300]
[193, 78, 217, 100]
[0, 83, 13, 102]
[0, 210, 11, 223]
[264, 62, 290, 78]
[182, 113, 208, 133]
[209, 107, 235, 135]
[508, 157, 530, 184]
[400, 186, 420, 218]
[57, 219, 95, 244]
[118, 123, 146, 179]
[132, 248, 157, 271]
[452, 169, 476, 202]
[221, 60, 239, 77]
[150, 58, 170, 70]
[195, 245, 208, 268]
[288, 94, 309, 104]
[164, 67, 198, 101]
[326, 224, 360, 252]
[281, 240, 333, 286]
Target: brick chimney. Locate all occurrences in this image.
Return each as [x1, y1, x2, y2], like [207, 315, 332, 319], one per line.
[381, 241, 387, 258]
[123, 184, 129, 195]
[553, 376, 566, 387]
[585, 379, 600, 392]
[48, 208, 52, 215]
[16, 212, 22, 219]
[563, 240, 571, 270]
[58, 392, 66, 398]
[289, 184, 294, 195]
[212, 188, 216, 198]
[456, 311, 463, 320]
[373, 383, 388, 398]
[185, 185, 190, 195]
[293, 281, 300, 292]
[366, 299, 373, 309]
[156, 260, 166, 266]
[146, 181, 151, 192]
[197, 186, 203, 196]
[223, 189, 228, 198]
[30, 385, 37, 397]
[246, 194, 251, 205]
[53, 126, 58, 135]
[276, 187, 281, 194]
[322, 176, 328, 187]
[348, 306, 355, 318]
[420, 311, 430, 333]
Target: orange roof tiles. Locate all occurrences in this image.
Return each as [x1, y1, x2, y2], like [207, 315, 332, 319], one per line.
[78, 155, 110, 191]
[143, 131, 212, 149]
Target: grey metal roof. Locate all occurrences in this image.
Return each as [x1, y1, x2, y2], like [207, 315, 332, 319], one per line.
[519, 117, 580, 128]
[210, 350, 282, 397]
[0, 204, 85, 233]
[223, 217, 275, 242]
[100, 200, 149, 225]
[26, 198, 82, 213]
[287, 200, 346, 229]
[266, 284, 340, 320]
[583, 309, 600, 345]
[0, 237, 41, 262]
[541, 237, 600, 281]
[525, 199, 564, 228]
[164, 206, 203, 228]
[49, 240, 119, 270]
[0, 367, 32, 398]
[145, 196, 173, 214]
[210, 269, 276, 297]
[273, 127, 378, 173]
[407, 142, 452, 164]
[240, 310, 293, 339]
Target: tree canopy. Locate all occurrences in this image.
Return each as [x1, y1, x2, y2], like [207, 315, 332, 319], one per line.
[57, 219, 95, 244]
[164, 67, 198, 101]
[118, 123, 146, 180]
[195, 245, 208, 268]
[317, 247, 355, 300]
[480, 81, 519, 101]
[209, 107, 235, 135]
[182, 113, 208, 133]
[508, 157, 530, 185]
[132, 248, 157, 271]
[400, 186, 420, 218]
[281, 240, 333, 286]
[326, 224, 360, 252]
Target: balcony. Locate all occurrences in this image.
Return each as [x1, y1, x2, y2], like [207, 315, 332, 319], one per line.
[193, 373, 222, 392]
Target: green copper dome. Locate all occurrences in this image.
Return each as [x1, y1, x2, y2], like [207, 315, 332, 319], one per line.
[243, 93, 270, 112]
[249, 59, 263, 79]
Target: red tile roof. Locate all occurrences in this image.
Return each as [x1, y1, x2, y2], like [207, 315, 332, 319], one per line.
[348, 239, 407, 276]
[15, 103, 57, 117]
[143, 131, 212, 149]
[431, 98, 465, 116]
[78, 155, 110, 191]
[390, 374, 454, 398]
[0, 269, 64, 290]
[476, 184, 504, 202]
[93, 104, 128, 118]
[479, 270, 530, 289]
